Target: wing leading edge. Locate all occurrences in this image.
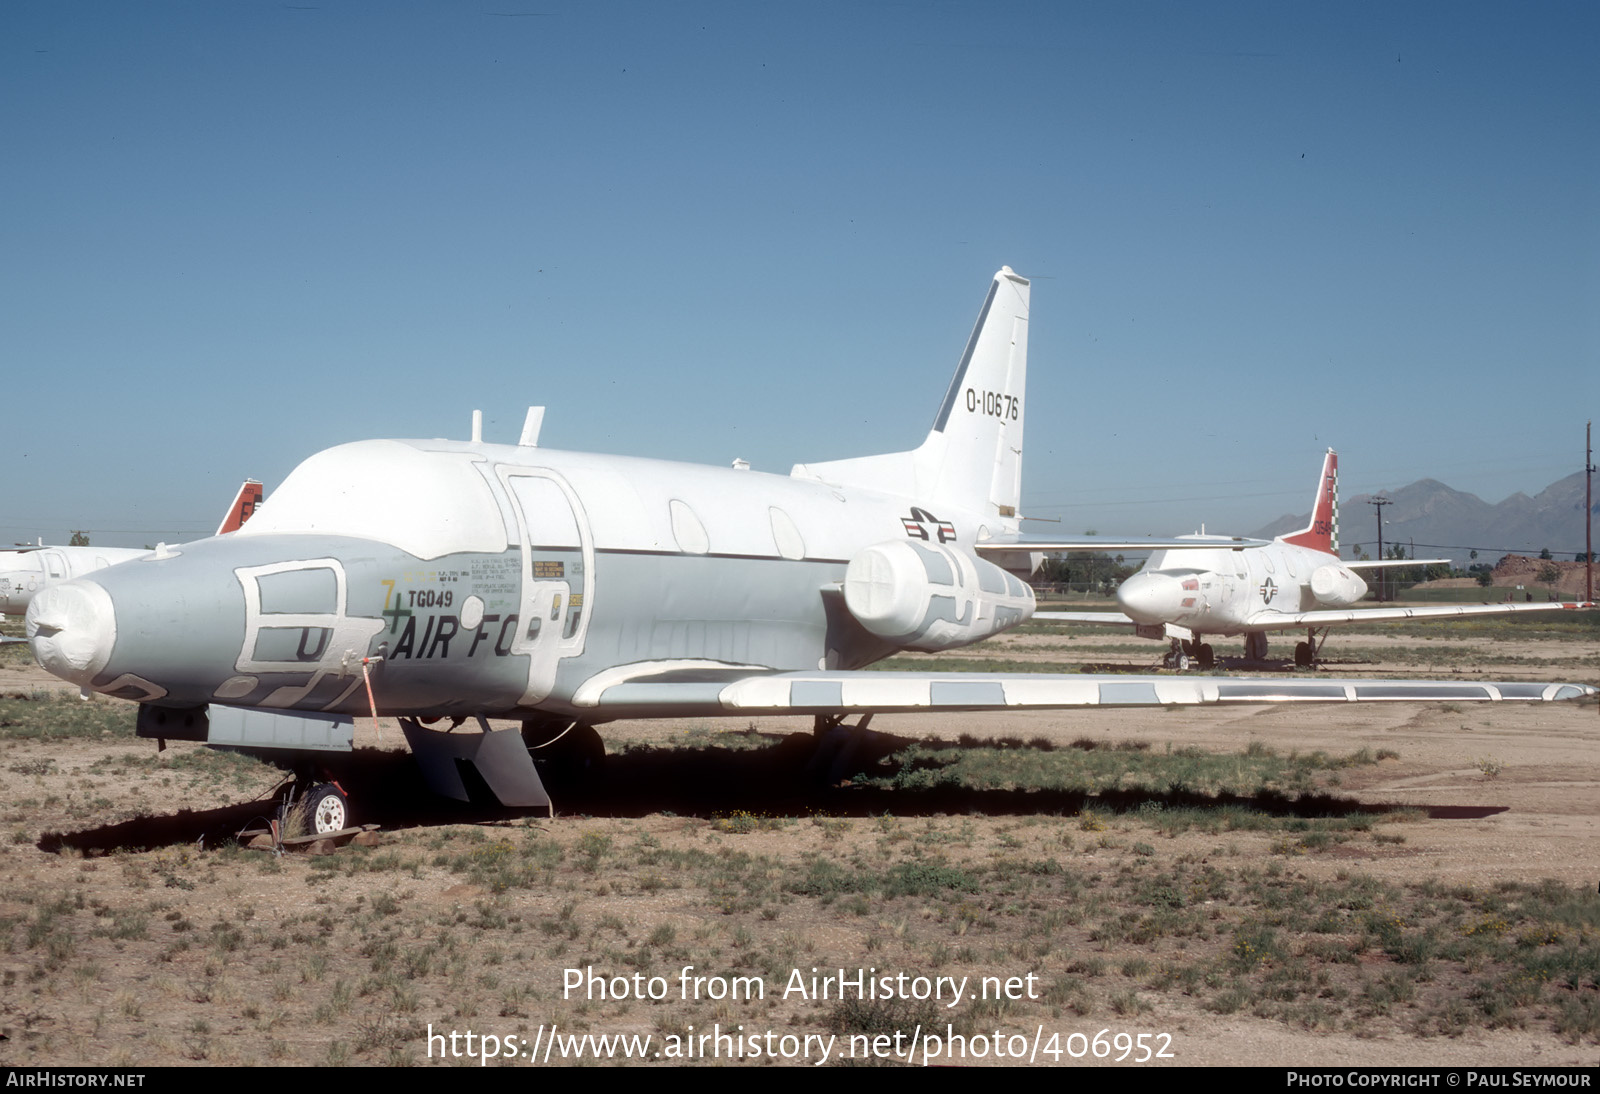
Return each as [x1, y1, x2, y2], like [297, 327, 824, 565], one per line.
[1246, 600, 1596, 629]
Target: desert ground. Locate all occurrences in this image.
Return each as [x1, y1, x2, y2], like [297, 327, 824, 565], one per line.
[1, 613, 1597, 1068]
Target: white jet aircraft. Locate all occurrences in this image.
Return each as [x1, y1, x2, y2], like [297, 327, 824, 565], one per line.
[1040, 450, 1592, 669]
[1, 480, 263, 618]
[25, 271, 1593, 828]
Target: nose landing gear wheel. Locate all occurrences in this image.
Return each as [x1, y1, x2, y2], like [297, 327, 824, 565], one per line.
[1164, 640, 1190, 670]
[303, 783, 349, 834]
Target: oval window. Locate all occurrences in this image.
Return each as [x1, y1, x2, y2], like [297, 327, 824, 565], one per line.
[769, 507, 805, 560]
[669, 499, 710, 555]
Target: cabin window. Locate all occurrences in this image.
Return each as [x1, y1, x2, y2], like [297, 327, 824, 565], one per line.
[670, 500, 710, 555]
[769, 507, 805, 560]
[256, 567, 338, 614]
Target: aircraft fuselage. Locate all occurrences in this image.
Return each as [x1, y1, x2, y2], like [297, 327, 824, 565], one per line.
[28, 436, 1035, 722]
[1, 546, 151, 616]
[1117, 538, 1366, 637]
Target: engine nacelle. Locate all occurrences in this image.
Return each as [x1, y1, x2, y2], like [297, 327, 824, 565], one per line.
[1309, 563, 1367, 607]
[843, 540, 1035, 652]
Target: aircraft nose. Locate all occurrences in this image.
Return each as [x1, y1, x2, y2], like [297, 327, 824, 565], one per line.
[1116, 572, 1184, 624]
[27, 580, 117, 688]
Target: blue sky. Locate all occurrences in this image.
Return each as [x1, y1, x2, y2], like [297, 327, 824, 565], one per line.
[5, 1, 1596, 550]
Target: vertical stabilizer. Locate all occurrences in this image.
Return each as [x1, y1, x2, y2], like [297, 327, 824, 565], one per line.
[216, 480, 265, 536]
[791, 267, 1030, 517]
[1282, 449, 1338, 553]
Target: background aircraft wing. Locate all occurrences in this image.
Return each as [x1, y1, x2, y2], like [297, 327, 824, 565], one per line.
[1344, 558, 1451, 571]
[975, 534, 1265, 553]
[1244, 601, 1595, 628]
[1033, 610, 1138, 627]
[570, 663, 1593, 717]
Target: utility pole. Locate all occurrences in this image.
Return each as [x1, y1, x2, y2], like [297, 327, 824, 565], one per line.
[1587, 420, 1594, 603]
[1369, 495, 1390, 602]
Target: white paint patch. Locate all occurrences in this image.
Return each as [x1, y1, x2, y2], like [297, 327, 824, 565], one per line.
[214, 675, 258, 700]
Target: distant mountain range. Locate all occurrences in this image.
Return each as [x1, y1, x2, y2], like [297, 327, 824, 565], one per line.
[1252, 471, 1597, 567]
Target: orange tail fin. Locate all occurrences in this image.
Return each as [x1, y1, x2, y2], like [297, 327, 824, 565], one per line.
[1281, 450, 1337, 553]
[216, 480, 264, 535]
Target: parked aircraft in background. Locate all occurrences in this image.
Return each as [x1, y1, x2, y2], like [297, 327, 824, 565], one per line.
[25, 272, 1593, 830]
[1040, 451, 1592, 669]
[1, 481, 263, 618]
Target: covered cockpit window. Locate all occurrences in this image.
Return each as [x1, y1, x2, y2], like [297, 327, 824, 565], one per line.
[237, 440, 507, 560]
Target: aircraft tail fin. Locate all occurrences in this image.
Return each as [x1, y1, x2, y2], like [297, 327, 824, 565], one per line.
[791, 267, 1030, 518]
[217, 480, 264, 536]
[1281, 449, 1338, 553]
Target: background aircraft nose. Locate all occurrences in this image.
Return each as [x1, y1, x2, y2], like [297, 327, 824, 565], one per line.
[1116, 572, 1184, 624]
[27, 580, 117, 687]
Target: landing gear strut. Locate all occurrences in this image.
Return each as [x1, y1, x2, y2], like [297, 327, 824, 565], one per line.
[521, 717, 606, 783]
[1164, 639, 1213, 670]
[1172, 638, 1215, 669]
[807, 713, 876, 783]
[1293, 628, 1324, 669]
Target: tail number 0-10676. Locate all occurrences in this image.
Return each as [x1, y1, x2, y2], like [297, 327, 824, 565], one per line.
[966, 388, 1019, 420]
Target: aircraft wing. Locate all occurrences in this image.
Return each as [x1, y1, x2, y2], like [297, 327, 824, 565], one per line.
[1243, 600, 1595, 629]
[568, 663, 1593, 718]
[1345, 558, 1451, 571]
[1033, 610, 1138, 627]
[975, 534, 1265, 553]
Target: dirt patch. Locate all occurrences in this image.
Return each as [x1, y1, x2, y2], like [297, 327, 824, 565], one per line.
[1, 632, 1597, 1068]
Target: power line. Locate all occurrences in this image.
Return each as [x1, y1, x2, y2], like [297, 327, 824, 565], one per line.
[1345, 540, 1592, 558]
